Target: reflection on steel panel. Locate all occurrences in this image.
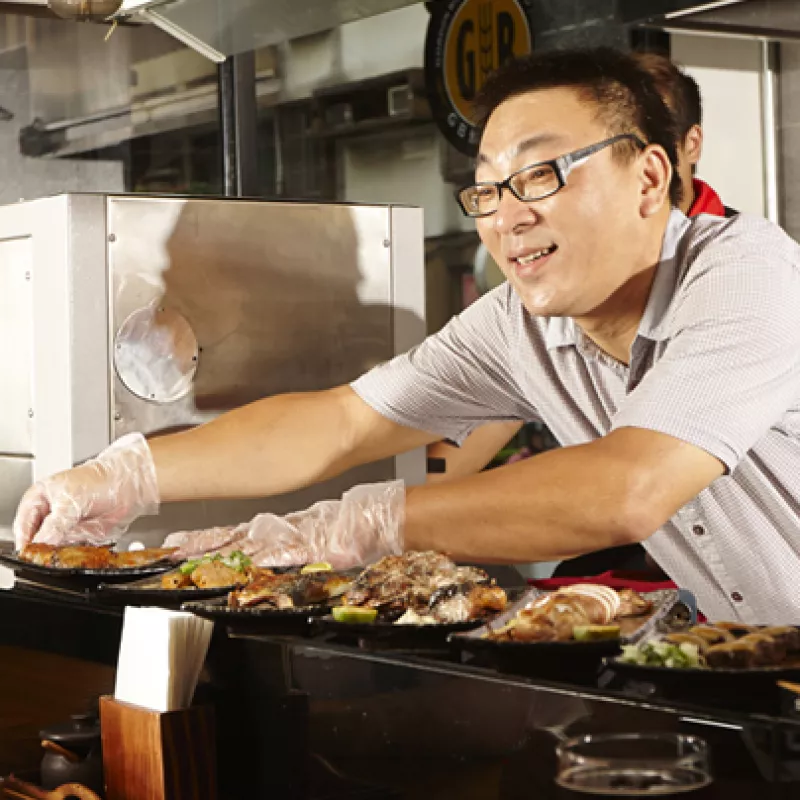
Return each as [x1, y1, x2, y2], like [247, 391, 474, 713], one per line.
[107, 196, 395, 439]
[0, 457, 33, 540]
[0, 237, 34, 455]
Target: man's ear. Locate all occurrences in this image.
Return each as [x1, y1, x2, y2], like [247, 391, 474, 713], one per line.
[639, 145, 672, 217]
[683, 124, 703, 168]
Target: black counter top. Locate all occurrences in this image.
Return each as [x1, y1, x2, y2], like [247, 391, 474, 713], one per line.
[2, 586, 800, 799]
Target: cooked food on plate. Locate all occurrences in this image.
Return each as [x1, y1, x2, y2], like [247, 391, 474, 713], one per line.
[161, 551, 254, 590]
[334, 550, 508, 625]
[485, 584, 653, 643]
[228, 568, 353, 610]
[18, 543, 176, 570]
[620, 622, 800, 669]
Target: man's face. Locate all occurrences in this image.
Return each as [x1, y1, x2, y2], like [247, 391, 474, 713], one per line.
[475, 87, 658, 319]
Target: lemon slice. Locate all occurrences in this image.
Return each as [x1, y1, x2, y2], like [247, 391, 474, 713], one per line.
[332, 606, 378, 624]
[301, 561, 333, 574]
[573, 624, 621, 641]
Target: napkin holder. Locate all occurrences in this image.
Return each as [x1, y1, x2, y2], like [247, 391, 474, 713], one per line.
[99, 696, 216, 800]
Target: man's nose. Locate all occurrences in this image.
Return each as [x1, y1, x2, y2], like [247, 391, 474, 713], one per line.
[493, 188, 538, 235]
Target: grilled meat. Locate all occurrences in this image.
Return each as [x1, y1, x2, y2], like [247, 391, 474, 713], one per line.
[705, 640, 762, 669]
[761, 626, 800, 653]
[18, 543, 57, 567]
[712, 621, 760, 637]
[342, 551, 500, 622]
[228, 569, 352, 609]
[688, 625, 734, 647]
[19, 544, 175, 570]
[617, 588, 654, 617]
[112, 548, 176, 568]
[488, 585, 651, 642]
[191, 561, 250, 589]
[161, 570, 193, 590]
[51, 546, 115, 570]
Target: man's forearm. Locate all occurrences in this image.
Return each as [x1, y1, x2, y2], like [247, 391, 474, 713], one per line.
[404, 428, 722, 563]
[150, 387, 359, 502]
[406, 445, 643, 563]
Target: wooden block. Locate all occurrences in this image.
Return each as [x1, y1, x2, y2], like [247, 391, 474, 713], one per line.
[99, 696, 216, 800]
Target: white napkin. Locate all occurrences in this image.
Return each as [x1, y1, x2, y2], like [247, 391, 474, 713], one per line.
[114, 607, 213, 713]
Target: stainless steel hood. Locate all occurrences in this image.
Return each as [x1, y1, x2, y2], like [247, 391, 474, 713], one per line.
[621, 0, 800, 40]
[0, 0, 425, 61]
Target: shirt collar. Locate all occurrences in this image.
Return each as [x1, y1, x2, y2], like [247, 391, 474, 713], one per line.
[636, 208, 691, 342]
[544, 208, 691, 350]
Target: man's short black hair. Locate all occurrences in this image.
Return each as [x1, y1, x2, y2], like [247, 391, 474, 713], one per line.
[473, 47, 682, 207]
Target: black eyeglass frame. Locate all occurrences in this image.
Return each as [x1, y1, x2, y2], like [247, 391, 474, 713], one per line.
[455, 133, 647, 218]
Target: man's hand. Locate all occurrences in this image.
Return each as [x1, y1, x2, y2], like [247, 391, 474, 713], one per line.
[12, 434, 160, 550]
[164, 480, 406, 570]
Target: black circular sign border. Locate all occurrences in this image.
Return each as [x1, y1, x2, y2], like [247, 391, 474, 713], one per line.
[424, 0, 536, 157]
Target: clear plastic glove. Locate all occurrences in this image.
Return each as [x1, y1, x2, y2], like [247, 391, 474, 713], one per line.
[241, 479, 405, 569]
[12, 433, 160, 550]
[163, 480, 404, 569]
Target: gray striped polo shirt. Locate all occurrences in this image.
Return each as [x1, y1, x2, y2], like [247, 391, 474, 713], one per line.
[352, 210, 800, 623]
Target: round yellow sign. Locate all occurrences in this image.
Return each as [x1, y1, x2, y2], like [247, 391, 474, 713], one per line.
[443, 0, 533, 125]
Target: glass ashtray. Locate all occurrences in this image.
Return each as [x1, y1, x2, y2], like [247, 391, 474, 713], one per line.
[555, 732, 712, 796]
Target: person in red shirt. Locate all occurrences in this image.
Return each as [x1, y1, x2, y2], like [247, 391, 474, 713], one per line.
[632, 51, 737, 220]
[426, 51, 736, 578]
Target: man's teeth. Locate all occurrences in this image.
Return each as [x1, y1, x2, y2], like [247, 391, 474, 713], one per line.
[517, 245, 556, 265]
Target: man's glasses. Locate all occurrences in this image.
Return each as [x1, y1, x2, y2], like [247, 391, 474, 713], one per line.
[456, 133, 647, 218]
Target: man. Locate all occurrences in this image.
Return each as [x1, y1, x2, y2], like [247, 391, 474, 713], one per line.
[14, 49, 800, 623]
[425, 52, 736, 578]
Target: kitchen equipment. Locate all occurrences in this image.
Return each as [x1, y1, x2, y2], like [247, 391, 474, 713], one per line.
[0, 194, 426, 553]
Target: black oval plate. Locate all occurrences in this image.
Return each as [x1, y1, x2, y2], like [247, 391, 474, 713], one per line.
[605, 655, 800, 684]
[315, 614, 484, 646]
[181, 595, 331, 636]
[0, 552, 175, 580]
[94, 570, 237, 605]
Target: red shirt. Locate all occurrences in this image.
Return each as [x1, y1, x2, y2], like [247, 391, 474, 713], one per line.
[688, 178, 726, 217]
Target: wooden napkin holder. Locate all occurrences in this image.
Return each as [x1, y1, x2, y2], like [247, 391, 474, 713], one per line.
[99, 696, 216, 800]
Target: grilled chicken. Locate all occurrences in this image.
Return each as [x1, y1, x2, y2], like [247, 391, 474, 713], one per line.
[161, 570, 194, 590]
[191, 561, 251, 589]
[488, 585, 653, 642]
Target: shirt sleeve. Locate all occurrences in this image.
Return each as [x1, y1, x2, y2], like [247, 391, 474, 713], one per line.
[611, 233, 800, 473]
[351, 284, 536, 444]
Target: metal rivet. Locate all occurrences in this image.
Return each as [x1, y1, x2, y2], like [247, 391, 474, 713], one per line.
[27, 409, 33, 418]
[24, 271, 30, 280]
[382, 239, 390, 248]
[114, 411, 122, 421]
[108, 233, 116, 243]
[692, 524, 705, 536]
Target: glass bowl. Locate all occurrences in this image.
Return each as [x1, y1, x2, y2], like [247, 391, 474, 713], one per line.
[555, 732, 712, 796]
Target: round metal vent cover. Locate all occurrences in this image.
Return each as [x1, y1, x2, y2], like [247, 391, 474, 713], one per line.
[114, 304, 198, 404]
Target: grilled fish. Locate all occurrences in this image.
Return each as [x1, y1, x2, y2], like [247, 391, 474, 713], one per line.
[18, 544, 175, 570]
[228, 569, 352, 609]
